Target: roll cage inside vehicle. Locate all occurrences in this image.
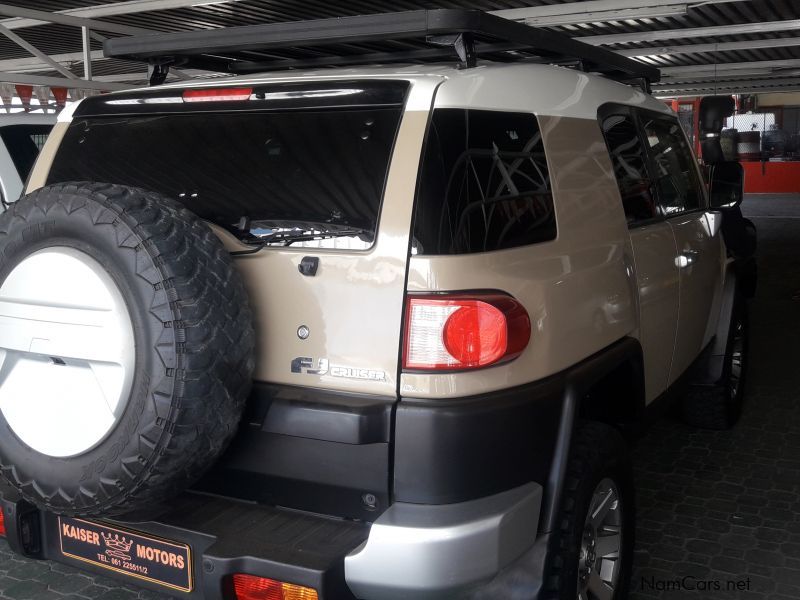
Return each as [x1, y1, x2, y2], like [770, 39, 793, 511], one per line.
[0, 9, 753, 600]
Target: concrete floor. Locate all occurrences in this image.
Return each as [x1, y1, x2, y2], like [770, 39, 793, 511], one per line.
[0, 194, 797, 599]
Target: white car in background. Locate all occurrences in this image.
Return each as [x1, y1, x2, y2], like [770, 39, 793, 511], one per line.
[0, 115, 54, 210]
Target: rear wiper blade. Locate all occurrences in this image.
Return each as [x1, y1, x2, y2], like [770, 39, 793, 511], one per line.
[270, 228, 370, 245]
[230, 228, 371, 256]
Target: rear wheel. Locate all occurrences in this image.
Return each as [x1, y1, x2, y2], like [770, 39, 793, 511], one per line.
[0, 182, 255, 517]
[546, 421, 634, 600]
[682, 300, 748, 430]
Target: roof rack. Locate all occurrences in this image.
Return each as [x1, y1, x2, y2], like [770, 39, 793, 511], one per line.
[104, 9, 659, 90]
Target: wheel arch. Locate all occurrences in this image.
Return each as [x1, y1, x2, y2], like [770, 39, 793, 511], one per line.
[540, 336, 643, 534]
[694, 261, 743, 385]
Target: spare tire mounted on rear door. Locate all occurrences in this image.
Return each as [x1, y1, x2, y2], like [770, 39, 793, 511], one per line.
[0, 181, 255, 517]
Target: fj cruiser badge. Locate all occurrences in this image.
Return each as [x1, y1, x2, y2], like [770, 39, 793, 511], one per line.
[291, 357, 386, 381]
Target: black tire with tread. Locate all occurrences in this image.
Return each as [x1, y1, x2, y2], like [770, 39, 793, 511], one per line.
[545, 421, 634, 600]
[682, 300, 748, 430]
[0, 182, 255, 517]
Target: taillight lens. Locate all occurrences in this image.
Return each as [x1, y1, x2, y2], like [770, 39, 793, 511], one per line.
[182, 88, 253, 102]
[231, 574, 317, 600]
[0, 507, 5, 537]
[403, 294, 530, 370]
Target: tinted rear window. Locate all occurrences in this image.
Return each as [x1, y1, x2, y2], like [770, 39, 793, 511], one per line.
[413, 109, 556, 255]
[47, 83, 407, 247]
[0, 124, 51, 183]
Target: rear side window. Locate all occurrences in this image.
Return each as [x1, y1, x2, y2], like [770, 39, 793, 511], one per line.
[0, 124, 51, 184]
[413, 109, 556, 255]
[47, 82, 408, 249]
[640, 115, 703, 215]
[601, 114, 657, 225]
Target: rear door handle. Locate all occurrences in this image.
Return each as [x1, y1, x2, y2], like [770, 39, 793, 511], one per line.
[675, 250, 699, 269]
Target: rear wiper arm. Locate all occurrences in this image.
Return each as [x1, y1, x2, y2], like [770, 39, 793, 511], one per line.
[273, 229, 370, 246]
[230, 228, 371, 256]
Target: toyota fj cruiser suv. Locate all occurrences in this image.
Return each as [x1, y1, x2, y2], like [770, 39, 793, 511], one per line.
[0, 10, 755, 600]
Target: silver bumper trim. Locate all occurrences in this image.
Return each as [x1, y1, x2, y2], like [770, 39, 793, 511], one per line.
[344, 482, 542, 600]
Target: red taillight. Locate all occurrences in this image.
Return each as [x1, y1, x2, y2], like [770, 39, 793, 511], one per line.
[443, 302, 508, 367]
[182, 88, 253, 102]
[0, 507, 5, 537]
[403, 294, 530, 371]
[231, 574, 317, 600]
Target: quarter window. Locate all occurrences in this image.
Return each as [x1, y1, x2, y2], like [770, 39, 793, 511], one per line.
[601, 114, 657, 225]
[413, 109, 556, 255]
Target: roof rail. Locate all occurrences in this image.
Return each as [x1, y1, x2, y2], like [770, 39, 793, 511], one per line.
[104, 9, 659, 89]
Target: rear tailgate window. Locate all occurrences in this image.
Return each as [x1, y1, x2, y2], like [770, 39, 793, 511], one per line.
[47, 81, 408, 248]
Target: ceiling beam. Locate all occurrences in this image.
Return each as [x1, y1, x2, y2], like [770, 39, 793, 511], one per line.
[0, 23, 77, 80]
[0, 50, 105, 73]
[0, 72, 133, 90]
[506, 7, 690, 27]
[579, 19, 800, 45]
[617, 36, 800, 57]
[81, 26, 92, 80]
[496, 4, 689, 26]
[654, 87, 800, 97]
[0, 53, 198, 82]
[494, 0, 741, 18]
[654, 77, 800, 92]
[44, 68, 219, 83]
[493, 0, 744, 26]
[0, 0, 245, 31]
[661, 59, 800, 76]
[661, 68, 800, 80]
[0, 3, 150, 36]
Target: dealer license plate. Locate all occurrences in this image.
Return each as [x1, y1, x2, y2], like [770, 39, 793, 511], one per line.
[58, 516, 192, 593]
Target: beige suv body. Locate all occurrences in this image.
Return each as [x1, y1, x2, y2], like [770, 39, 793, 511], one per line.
[31, 64, 726, 403]
[2, 12, 750, 600]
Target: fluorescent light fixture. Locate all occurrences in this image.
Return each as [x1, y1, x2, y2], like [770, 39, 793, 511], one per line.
[579, 18, 800, 45]
[492, 0, 746, 26]
[519, 6, 688, 26]
[192, 0, 238, 6]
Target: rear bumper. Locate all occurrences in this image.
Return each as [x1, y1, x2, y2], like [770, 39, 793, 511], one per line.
[0, 486, 367, 599]
[1, 481, 545, 600]
[345, 482, 542, 599]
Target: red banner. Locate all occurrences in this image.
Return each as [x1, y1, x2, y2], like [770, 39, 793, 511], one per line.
[15, 84, 32, 111]
[51, 87, 68, 108]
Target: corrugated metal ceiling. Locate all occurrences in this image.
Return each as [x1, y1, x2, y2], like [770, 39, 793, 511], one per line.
[0, 0, 798, 96]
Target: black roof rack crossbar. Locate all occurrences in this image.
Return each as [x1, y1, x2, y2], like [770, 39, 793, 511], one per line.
[104, 9, 659, 86]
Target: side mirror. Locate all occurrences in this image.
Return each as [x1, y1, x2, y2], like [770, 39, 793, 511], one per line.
[699, 96, 736, 165]
[709, 161, 744, 209]
[698, 96, 735, 134]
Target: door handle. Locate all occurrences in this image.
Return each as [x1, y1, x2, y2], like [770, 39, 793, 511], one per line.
[675, 250, 699, 269]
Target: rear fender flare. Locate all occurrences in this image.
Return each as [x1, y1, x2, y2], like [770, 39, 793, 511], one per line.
[698, 263, 739, 385]
[540, 336, 644, 534]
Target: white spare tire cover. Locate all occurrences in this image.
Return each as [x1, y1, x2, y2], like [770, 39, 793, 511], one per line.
[0, 182, 255, 517]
